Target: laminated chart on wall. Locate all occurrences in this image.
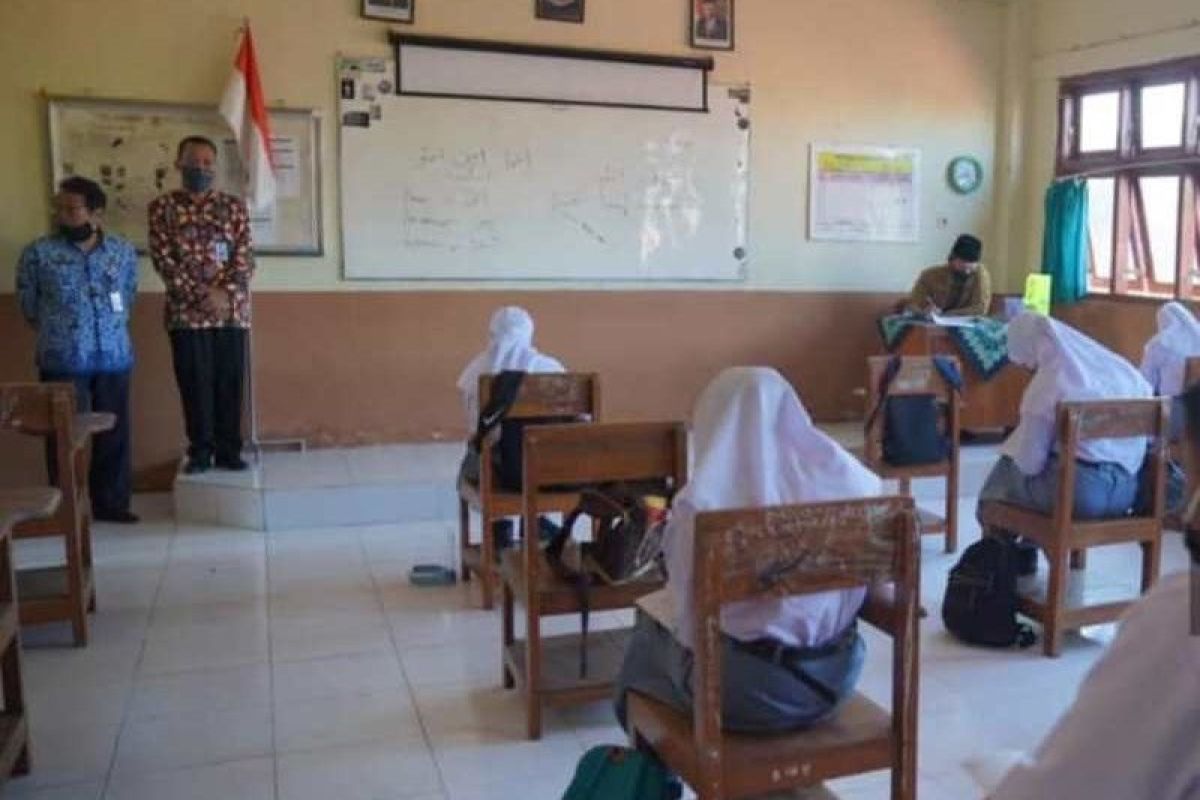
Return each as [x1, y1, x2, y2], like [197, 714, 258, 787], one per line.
[808, 144, 920, 243]
[337, 56, 750, 281]
[47, 97, 322, 254]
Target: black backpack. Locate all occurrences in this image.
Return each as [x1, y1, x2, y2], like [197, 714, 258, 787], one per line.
[865, 355, 963, 467]
[942, 538, 1037, 648]
[463, 371, 585, 493]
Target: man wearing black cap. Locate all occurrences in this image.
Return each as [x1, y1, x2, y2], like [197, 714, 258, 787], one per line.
[904, 234, 992, 317]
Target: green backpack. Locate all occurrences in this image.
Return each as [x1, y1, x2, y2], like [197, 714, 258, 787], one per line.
[562, 746, 678, 800]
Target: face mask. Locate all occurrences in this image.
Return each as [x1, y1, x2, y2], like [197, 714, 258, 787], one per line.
[181, 167, 214, 193]
[59, 222, 93, 242]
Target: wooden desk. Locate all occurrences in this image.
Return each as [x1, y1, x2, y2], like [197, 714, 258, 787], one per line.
[0, 487, 60, 783]
[895, 323, 1029, 432]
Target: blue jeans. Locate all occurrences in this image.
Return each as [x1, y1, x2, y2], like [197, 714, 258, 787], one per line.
[976, 455, 1138, 522]
[613, 612, 865, 734]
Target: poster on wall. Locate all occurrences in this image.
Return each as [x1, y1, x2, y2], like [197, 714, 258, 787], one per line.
[808, 144, 920, 243]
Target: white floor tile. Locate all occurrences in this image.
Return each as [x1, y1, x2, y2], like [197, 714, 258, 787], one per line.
[270, 610, 393, 662]
[276, 740, 442, 800]
[111, 705, 272, 776]
[139, 617, 269, 675]
[272, 651, 406, 704]
[128, 663, 272, 720]
[103, 757, 273, 800]
[274, 691, 424, 754]
[2, 780, 104, 800]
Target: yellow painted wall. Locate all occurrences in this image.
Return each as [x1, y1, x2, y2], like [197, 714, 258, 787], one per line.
[1011, 0, 1200, 291]
[0, 0, 1004, 295]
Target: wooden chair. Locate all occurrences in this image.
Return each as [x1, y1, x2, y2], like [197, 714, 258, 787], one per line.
[0, 383, 113, 647]
[978, 398, 1169, 657]
[501, 421, 687, 739]
[0, 487, 61, 782]
[862, 356, 961, 553]
[627, 496, 920, 800]
[458, 372, 600, 610]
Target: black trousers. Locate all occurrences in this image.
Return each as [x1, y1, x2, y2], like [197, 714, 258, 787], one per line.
[40, 370, 133, 515]
[168, 328, 246, 464]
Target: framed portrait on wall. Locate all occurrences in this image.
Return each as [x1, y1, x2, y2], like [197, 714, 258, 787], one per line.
[536, 0, 585, 24]
[690, 0, 734, 50]
[362, 0, 414, 24]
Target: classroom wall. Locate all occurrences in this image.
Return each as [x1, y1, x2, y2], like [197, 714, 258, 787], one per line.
[0, 0, 1006, 486]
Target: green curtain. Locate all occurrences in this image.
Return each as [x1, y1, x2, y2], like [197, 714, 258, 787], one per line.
[1041, 179, 1090, 305]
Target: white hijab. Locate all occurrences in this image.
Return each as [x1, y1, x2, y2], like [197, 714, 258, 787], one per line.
[1141, 302, 1200, 396]
[1003, 313, 1151, 474]
[456, 307, 565, 429]
[664, 367, 882, 648]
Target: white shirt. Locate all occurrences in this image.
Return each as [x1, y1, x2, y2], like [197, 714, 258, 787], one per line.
[992, 569, 1200, 800]
[1002, 313, 1151, 475]
[1141, 301, 1200, 397]
[663, 367, 882, 650]
[456, 306, 565, 430]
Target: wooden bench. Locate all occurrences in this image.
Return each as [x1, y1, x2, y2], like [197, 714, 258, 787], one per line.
[0, 383, 112, 646]
[978, 398, 1169, 657]
[862, 356, 962, 553]
[0, 487, 62, 783]
[627, 496, 920, 800]
[458, 372, 600, 610]
[501, 420, 687, 739]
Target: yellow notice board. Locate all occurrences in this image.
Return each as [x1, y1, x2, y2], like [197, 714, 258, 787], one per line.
[809, 144, 920, 243]
[1024, 274, 1052, 315]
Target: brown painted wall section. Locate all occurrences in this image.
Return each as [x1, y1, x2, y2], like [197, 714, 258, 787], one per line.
[1, 291, 897, 490]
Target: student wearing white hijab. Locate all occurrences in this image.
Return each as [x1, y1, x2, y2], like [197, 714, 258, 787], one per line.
[985, 382, 1200, 800]
[456, 306, 565, 431]
[1141, 301, 1200, 437]
[614, 367, 882, 732]
[977, 313, 1152, 570]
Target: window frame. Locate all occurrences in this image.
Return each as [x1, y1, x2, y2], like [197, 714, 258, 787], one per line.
[1058, 55, 1200, 301]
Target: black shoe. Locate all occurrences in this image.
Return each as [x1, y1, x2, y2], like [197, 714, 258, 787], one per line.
[184, 457, 211, 475]
[1013, 539, 1039, 577]
[94, 509, 140, 524]
[215, 457, 249, 472]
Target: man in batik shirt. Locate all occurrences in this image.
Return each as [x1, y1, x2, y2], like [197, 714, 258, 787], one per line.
[148, 136, 255, 474]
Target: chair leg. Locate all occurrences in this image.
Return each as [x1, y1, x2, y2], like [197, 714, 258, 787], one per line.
[1069, 549, 1087, 570]
[898, 477, 912, 496]
[1043, 546, 1069, 658]
[478, 506, 495, 610]
[501, 579, 515, 689]
[1140, 538, 1162, 594]
[525, 601, 543, 740]
[458, 499, 471, 584]
[944, 487, 957, 554]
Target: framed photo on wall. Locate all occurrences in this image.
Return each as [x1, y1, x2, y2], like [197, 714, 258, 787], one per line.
[362, 0, 414, 24]
[690, 0, 734, 50]
[536, 0, 585, 24]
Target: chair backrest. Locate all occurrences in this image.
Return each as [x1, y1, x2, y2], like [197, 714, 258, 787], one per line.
[478, 372, 600, 422]
[0, 382, 75, 439]
[522, 421, 687, 497]
[1055, 398, 1170, 522]
[690, 497, 919, 795]
[864, 356, 961, 466]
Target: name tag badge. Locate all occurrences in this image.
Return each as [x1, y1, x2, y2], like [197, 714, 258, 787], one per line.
[109, 291, 125, 313]
[213, 240, 230, 263]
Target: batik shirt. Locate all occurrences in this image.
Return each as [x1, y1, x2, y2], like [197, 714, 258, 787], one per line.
[147, 190, 254, 330]
[16, 232, 138, 375]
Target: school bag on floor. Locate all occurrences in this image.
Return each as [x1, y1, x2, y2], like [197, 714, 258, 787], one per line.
[942, 537, 1037, 648]
[562, 746, 679, 800]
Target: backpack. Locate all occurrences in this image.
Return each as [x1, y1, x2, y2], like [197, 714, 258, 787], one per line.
[461, 371, 584, 493]
[546, 484, 669, 677]
[562, 746, 679, 800]
[942, 538, 1037, 648]
[865, 355, 963, 467]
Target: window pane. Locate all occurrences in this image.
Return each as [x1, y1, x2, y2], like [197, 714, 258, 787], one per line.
[1080, 91, 1120, 152]
[1140, 82, 1185, 148]
[1086, 177, 1115, 283]
[1139, 175, 1180, 285]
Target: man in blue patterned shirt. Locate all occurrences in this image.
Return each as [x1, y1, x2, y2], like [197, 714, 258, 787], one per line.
[16, 177, 140, 523]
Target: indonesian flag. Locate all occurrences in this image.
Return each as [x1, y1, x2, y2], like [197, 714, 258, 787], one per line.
[219, 24, 275, 213]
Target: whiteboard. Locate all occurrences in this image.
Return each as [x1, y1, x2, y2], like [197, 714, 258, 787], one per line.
[338, 57, 748, 281]
[47, 96, 322, 255]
